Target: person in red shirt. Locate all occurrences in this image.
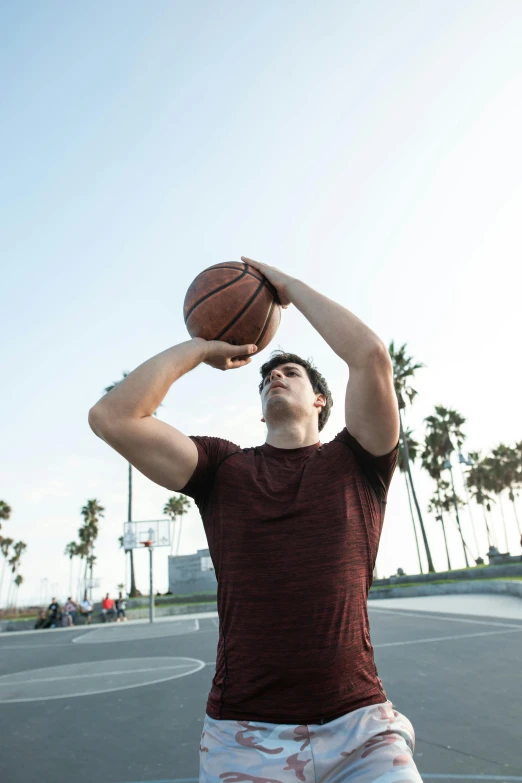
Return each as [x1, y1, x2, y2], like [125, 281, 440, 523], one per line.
[101, 594, 116, 622]
[89, 257, 421, 782]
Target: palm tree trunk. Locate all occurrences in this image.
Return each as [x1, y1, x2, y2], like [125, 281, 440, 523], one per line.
[0, 558, 8, 606]
[83, 557, 89, 598]
[440, 515, 452, 571]
[399, 411, 435, 572]
[448, 464, 470, 567]
[509, 493, 521, 537]
[404, 473, 423, 573]
[481, 505, 492, 548]
[459, 462, 480, 559]
[497, 493, 509, 552]
[128, 462, 137, 597]
[69, 558, 73, 597]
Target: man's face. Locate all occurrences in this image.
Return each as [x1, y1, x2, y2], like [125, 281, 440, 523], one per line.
[260, 363, 325, 427]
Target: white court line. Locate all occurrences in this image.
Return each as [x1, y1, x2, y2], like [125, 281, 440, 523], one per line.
[369, 606, 522, 629]
[0, 658, 208, 703]
[374, 627, 522, 648]
[0, 610, 219, 639]
[72, 616, 199, 643]
[0, 663, 195, 685]
[422, 776, 522, 781]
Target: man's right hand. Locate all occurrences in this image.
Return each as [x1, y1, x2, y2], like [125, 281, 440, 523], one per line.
[200, 338, 258, 370]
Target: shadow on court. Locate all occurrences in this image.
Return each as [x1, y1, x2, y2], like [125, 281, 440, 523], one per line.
[0, 606, 521, 783]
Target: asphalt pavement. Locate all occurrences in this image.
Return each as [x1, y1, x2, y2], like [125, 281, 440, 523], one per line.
[0, 599, 521, 783]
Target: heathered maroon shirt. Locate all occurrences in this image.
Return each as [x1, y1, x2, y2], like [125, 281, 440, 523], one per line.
[180, 427, 398, 725]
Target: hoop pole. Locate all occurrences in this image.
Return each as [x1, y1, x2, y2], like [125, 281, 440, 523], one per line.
[149, 547, 154, 624]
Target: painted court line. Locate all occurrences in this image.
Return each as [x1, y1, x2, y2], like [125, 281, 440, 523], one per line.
[374, 627, 522, 648]
[0, 663, 198, 686]
[369, 606, 522, 629]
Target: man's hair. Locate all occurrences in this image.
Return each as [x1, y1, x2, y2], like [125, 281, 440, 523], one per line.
[258, 350, 333, 432]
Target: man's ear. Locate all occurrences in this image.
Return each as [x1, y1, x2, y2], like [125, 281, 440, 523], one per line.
[261, 417, 265, 423]
[314, 394, 326, 410]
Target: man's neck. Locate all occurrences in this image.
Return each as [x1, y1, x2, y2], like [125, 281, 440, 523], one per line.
[265, 422, 320, 450]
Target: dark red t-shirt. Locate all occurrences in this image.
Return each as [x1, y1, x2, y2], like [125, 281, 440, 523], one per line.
[180, 428, 398, 724]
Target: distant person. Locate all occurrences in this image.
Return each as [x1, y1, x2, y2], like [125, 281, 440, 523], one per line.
[101, 593, 116, 622]
[79, 595, 93, 624]
[116, 593, 127, 622]
[89, 256, 421, 781]
[47, 598, 60, 628]
[64, 597, 77, 625]
[34, 609, 48, 630]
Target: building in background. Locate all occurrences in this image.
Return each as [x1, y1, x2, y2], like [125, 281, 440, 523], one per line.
[168, 548, 217, 595]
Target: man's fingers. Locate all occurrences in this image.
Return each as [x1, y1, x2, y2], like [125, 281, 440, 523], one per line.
[228, 343, 257, 356]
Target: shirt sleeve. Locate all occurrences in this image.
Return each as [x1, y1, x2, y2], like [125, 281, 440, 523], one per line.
[179, 435, 242, 512]
[333, 428, 399, 501]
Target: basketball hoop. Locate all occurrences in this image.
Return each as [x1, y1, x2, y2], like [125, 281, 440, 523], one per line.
[141, 540, 153, 548]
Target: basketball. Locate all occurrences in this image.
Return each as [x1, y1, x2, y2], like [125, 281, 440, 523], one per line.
[183, 261, 282, 352]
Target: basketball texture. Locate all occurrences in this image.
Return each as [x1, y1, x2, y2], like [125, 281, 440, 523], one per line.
[183, 261, 281, 352]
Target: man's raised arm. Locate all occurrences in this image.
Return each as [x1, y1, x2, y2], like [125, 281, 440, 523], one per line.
[242, 256, 399, 457]
[88, 337, 258, 491]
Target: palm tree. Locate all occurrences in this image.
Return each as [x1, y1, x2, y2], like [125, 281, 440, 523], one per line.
[389, 341, 435, 572]
[457, 451, 481, 559]
[0, 500, 11, 529]
[466, 451, 495, 548]
[0, 536, 14, 607]
[13, 574, 23, 613]
[424, 406, 471, 566]
[505, 443, 522, 537]
[64, 541, 79, 597]
[79, 500, 104, 598]
[398, 428, 423, 573]
[490, 443, 521, 542]
[104, 373, 161, 596]
[163, 496, 191, 557]
[485, 446, 513, 552]
[427, 479, 454, 571]
[86, 554, 97, 597]
[6, 541, 27, 608]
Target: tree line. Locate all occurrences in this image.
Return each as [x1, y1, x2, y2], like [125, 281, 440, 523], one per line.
[391, 342, 521, 573]
[0, 500, 27, 610]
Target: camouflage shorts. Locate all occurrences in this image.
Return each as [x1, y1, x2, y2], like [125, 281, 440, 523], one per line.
[199, 699, 421, 782]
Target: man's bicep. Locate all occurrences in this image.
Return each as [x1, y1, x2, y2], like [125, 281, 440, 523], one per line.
[344, 348, 400, 457]
[89, 411, 199, 491]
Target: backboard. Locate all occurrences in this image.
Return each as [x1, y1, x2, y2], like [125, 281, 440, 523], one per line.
[123, 519, 171, 551]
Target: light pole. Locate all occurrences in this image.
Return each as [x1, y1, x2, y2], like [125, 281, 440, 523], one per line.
[458, 452, 481, 560]
[443, 457, 470, 567]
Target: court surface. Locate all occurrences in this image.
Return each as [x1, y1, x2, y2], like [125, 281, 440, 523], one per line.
[1, 597, 521, 783]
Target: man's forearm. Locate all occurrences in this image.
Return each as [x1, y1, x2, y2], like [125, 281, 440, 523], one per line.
[90, 338, 207, 420]
[287, 279, 387, 368]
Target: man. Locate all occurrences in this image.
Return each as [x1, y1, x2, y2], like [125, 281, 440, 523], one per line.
[89, 257, 421, 782]
[64, 596, 77, 626]
[116, 592, 128, 622]
[101, 593, 116, 622]
[79, 594, 93, 624]
[47, 597, 60, 628]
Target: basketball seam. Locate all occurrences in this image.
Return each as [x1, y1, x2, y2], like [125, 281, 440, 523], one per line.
[215, 279, 266, 341]
[199, 265, 264, 283]
[184, 266, 248, 322]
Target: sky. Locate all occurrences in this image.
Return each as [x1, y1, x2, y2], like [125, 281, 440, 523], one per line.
[1, 0, 521, 606]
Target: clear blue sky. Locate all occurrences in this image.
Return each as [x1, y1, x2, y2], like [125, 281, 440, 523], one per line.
[1, 1, 522, 605]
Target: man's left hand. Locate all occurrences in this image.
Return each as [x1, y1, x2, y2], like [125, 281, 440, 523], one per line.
[241, 256, 294, 308]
